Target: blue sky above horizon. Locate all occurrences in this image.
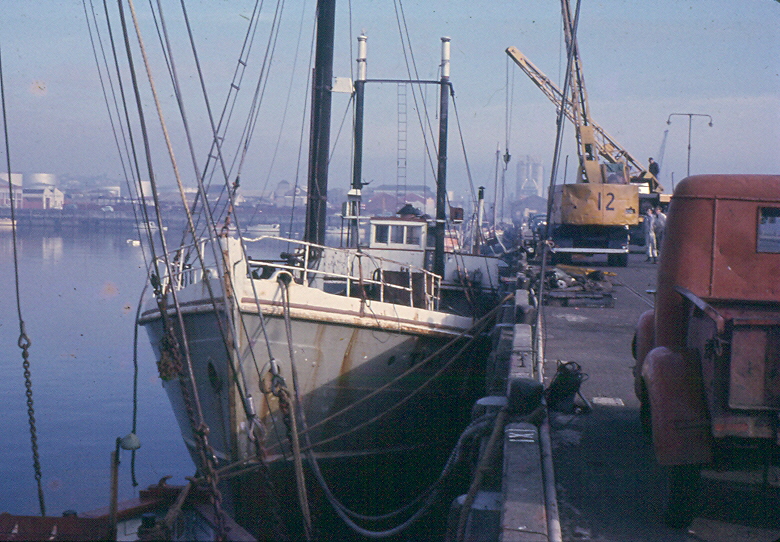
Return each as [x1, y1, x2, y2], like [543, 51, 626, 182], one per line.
[1, 0, 778, 199]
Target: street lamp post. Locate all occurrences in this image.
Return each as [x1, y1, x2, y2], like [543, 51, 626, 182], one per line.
[667, 113, 713, 177]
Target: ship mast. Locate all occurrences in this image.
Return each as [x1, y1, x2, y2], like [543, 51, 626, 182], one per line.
[433, 37, 451, 279]
[304, 0, 337, 247]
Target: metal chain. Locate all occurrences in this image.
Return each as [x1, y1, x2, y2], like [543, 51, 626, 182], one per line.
[151, 274, 228, 539]
[2, 42, 45, 518]
[19, 329, 46, 517]
[164, 324, 229, 540]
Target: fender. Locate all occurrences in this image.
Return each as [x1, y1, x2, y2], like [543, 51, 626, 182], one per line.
[632, 309, 655, 400]
[642, 346, 712, 466]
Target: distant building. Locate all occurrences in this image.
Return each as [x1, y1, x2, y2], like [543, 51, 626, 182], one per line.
[26, 172, 58, 189]
[86, 185, 121, 199]
[516, 156, 544, 198]
[270, 180, 307, 207]
[23, 186, 64, 210]
[366, 184, 435, 216]
[0, 173, 24, 208]
[364, 191, 434, 217]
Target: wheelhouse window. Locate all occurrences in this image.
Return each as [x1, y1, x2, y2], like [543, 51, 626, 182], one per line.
[406, 226, 422, 246]
[391, 225, 405, 244]
[372, 223, 424, 247]
[758, 207, 780, 253]
[375, 224, 389, 243]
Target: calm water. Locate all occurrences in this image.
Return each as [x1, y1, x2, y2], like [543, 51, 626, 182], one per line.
[0, 229, 193, 516]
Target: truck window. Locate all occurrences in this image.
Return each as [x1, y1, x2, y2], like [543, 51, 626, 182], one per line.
[757, 207, 780, 253]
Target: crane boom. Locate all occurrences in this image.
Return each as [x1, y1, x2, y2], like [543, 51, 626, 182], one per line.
[505, 45, 663, 193]
[559, 0, 603, 185]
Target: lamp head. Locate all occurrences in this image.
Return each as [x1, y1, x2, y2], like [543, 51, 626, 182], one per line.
[119, 433, 141, 451]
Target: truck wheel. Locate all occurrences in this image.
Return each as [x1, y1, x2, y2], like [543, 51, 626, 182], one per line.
[663, 464, 701, 529]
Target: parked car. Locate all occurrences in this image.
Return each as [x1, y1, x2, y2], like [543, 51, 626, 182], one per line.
[632, 175, 780, 528]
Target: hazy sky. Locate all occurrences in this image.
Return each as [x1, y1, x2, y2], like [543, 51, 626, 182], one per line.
[1, 0, 778, 199]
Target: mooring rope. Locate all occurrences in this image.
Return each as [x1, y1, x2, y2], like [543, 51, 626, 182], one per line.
[306, 409, 498, 538]
[303, 312, 495, 452]
[279, 277, 313, 540]
[455, 407, 508, 541]
[273, 277, 508, 537]
[269, 294, 510, 453]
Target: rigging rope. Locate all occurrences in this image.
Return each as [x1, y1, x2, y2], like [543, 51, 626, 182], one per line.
[279, 278, 313, 540]
[82, 0, 152, 269]
[119, 1, 234, 536]
[170, 0, 263, 242]
[0, 43, 46, 519]
[268, 293, 510, 454]
[260, 0, 311, 200]
[393, 0, 439, 184]
[286, 22, 317, 251]
[100, 0, 161, 265]
[535, 0, 584, 394]
[267, 264, 507, 537]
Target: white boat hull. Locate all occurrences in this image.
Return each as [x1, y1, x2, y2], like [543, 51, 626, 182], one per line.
[139, 239, 482, 471]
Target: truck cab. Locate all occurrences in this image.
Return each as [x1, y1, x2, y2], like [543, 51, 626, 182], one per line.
[633, 174, 780, 527]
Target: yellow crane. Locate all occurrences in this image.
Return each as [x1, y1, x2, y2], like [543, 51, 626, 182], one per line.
[507, 0, 663, 266]
[505, 46, 662, 194]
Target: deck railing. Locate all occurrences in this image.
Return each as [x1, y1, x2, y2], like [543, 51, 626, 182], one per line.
[154, 235, 441, 311]
[245, 236, 441, 310]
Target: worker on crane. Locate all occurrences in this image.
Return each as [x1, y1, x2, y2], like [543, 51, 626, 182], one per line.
[648, 158, 660, 178]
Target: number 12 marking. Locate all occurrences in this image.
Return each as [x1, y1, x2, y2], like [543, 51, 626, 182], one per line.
[598, 192, 616, 211]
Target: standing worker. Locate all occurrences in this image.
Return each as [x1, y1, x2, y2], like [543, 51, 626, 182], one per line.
[644, 207, 657, 263]
[648, 157, 660, 178]
[654, 206, 667, 256]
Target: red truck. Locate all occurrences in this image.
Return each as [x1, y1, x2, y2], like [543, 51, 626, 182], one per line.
[633, 174, 780, 527]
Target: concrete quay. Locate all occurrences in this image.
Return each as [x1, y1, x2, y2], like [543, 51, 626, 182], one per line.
[446, 268, 554, 542]
[449, 253, 780, 542]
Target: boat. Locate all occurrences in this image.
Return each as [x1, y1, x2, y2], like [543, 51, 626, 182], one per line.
[0, 217, 16, 229]
[242, 223, 280, 236]
[128, 1, 505, 536]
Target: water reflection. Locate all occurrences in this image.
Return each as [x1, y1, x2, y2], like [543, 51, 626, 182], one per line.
[41, 235, 63, 261]
[0, 229, 192, 516]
